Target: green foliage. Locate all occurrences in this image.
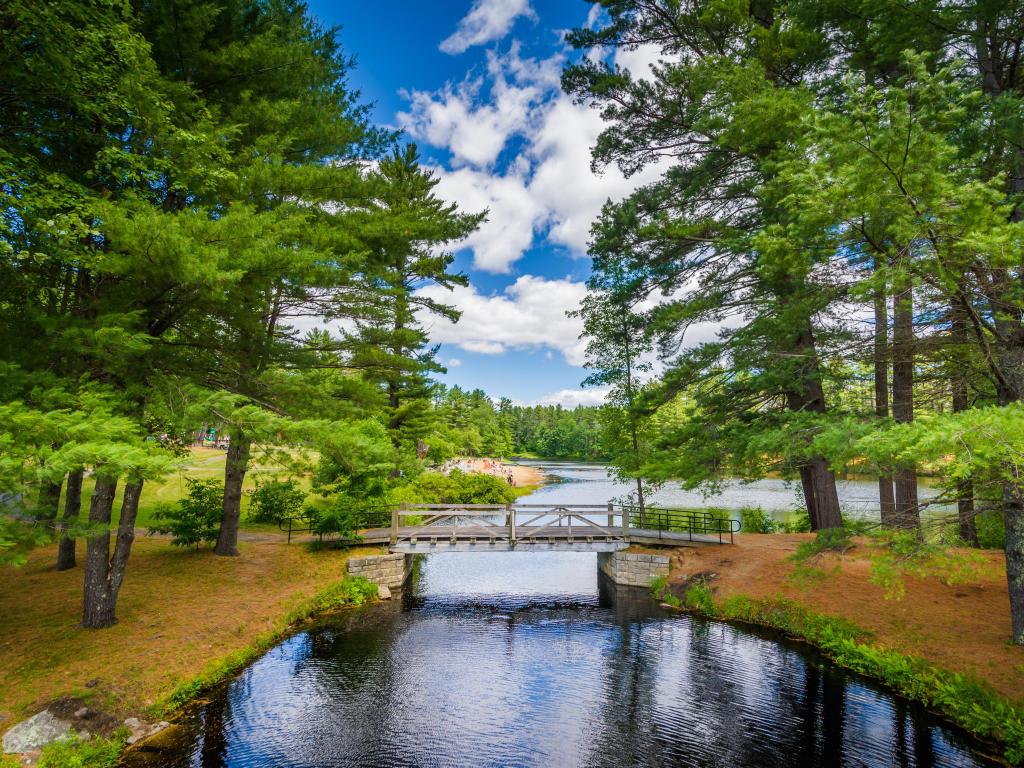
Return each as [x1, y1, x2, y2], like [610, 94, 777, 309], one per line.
[866, 531, 992, 600]
[739, 506, 776, 533]
[391, 469, 516, 505]
[792, 527, 853, 562]
[683, 582, 716, 614]
[307, 577, 379, 613]
[247, 479, 307, 525]
[650, 575, 681, 608]
[149, 479, 222, 548]
[37, 733, 126, 768]
[977, 510, 1007, 550]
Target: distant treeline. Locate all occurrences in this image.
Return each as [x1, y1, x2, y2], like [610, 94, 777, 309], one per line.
[434, 386, 604, 461]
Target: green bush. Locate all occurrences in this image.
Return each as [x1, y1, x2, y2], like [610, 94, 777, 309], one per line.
[247, 478, 307, 524]
[781, 508, 812, 533]
[391, 469, 515, 505]
[149, 478, 222, 547]
[739, 506, 776, 533]
[976, 510, 1006, 549]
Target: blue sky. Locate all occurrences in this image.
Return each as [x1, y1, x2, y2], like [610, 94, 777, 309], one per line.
[306, 1, 665, 406]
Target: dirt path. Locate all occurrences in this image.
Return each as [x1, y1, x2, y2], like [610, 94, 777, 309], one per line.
[667, 534, 1024, 705]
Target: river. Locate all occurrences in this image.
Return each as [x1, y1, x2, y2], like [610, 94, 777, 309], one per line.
[127, 463, 997, 767]
[516, 460, 950, 522]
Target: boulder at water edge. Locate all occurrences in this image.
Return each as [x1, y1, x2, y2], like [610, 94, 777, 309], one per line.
[2, 710, 73, 753]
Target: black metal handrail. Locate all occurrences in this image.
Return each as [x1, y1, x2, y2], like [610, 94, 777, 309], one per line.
[614, 505, 740, 544]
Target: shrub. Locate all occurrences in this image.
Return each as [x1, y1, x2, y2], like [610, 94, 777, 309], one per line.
[391, 469, 515, 505]
[247, 478, 307, 524]
[781, 508, 812, 532]
[976, 509, 1006, 549]
[740, 506, 776, 533]
[149, 478, 222, 547]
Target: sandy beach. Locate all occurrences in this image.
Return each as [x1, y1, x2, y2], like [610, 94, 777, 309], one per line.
[446, 457, 546, 488]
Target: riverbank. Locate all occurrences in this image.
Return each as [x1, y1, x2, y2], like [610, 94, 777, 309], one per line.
[660, 534, 1024, 761]
[0, 538, 381, 741]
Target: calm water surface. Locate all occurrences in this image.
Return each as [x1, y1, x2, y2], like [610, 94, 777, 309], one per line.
[129, 464, 997, 768]
[520, 460, 949, 521]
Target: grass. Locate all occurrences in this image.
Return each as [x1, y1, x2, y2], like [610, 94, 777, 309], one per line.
[663, 582, 1024, 764]
[0, 536, 385, 723]
[70, 446, 313, 529]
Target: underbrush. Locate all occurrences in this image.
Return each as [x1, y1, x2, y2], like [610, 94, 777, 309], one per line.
[666, 586, 1024, 763]
[37, 732, 127, 768]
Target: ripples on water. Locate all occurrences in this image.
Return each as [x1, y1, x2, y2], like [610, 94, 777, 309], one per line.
[133, 552, 998, 768]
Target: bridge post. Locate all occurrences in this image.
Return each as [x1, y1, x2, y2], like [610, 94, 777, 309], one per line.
[621, 502, 629, 539]
[507, 503, 516, 547]
[390, 503, 403, 546]
[607, 502, 613, 530]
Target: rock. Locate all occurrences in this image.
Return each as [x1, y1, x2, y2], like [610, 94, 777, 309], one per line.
[377, 584, 392, 600]
[2, 711, 73, 754]
[84, 679, 99, 689]
[73, 708, 91, 719]
[123, 717, 141, 730]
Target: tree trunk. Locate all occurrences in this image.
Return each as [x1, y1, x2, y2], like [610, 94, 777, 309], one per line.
[81, 477, 143, 628]
[81, 476, 117, 628]
[873, 257, 897, 526]
[37, 478, 63, 523]
[785, 322, 843, 531]
[809, 457, 843, 530]
[951, 301, 979, 546]
[56, 469, 83, 571]
[1005, 485, 1024, 645]
[215, 431, 251, 556]
[891, 268, 920, 529]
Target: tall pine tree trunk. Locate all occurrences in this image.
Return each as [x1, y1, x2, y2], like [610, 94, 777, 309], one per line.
[82, 477, 143, 629]
[873, 257, 897, 526]
[951, 300, 978, 546]
[82, 476, 117, 628]
[215, 431, 251, 557]
[1004, 484, 1024, 645]
[56, 469, 83, 571]
[786, 323, 843, 531]
[891, 268, 920, 529]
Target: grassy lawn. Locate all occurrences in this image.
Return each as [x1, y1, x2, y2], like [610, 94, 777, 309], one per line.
[70, 446, 314, 529]
[0, 536, 384, 724]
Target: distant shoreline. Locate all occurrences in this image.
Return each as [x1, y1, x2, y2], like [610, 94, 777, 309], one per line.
[447, 457, 547, 489]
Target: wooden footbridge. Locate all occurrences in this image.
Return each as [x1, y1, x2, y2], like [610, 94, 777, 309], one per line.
[282, 503, 738, 552]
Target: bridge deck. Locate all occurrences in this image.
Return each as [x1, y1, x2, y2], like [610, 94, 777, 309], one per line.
[354, 525, 727, 552]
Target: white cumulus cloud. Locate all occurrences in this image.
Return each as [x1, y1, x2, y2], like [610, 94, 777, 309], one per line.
[400, 44, 668, 273]
[416, 275, 588, 364]
[533, 387, 610, 408]
[440, 0, 536, 54]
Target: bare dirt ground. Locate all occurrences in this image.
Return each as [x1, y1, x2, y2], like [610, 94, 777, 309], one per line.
[666, 533, 1024, 705]
[0, 538, 379, 724]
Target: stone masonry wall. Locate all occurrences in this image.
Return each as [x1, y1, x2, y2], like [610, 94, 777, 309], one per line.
[597, 551, 670, 588]
[346, 553, 410, 588]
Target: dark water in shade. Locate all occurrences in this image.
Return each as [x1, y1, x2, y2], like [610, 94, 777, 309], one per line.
[127, 551, 1000, 768]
